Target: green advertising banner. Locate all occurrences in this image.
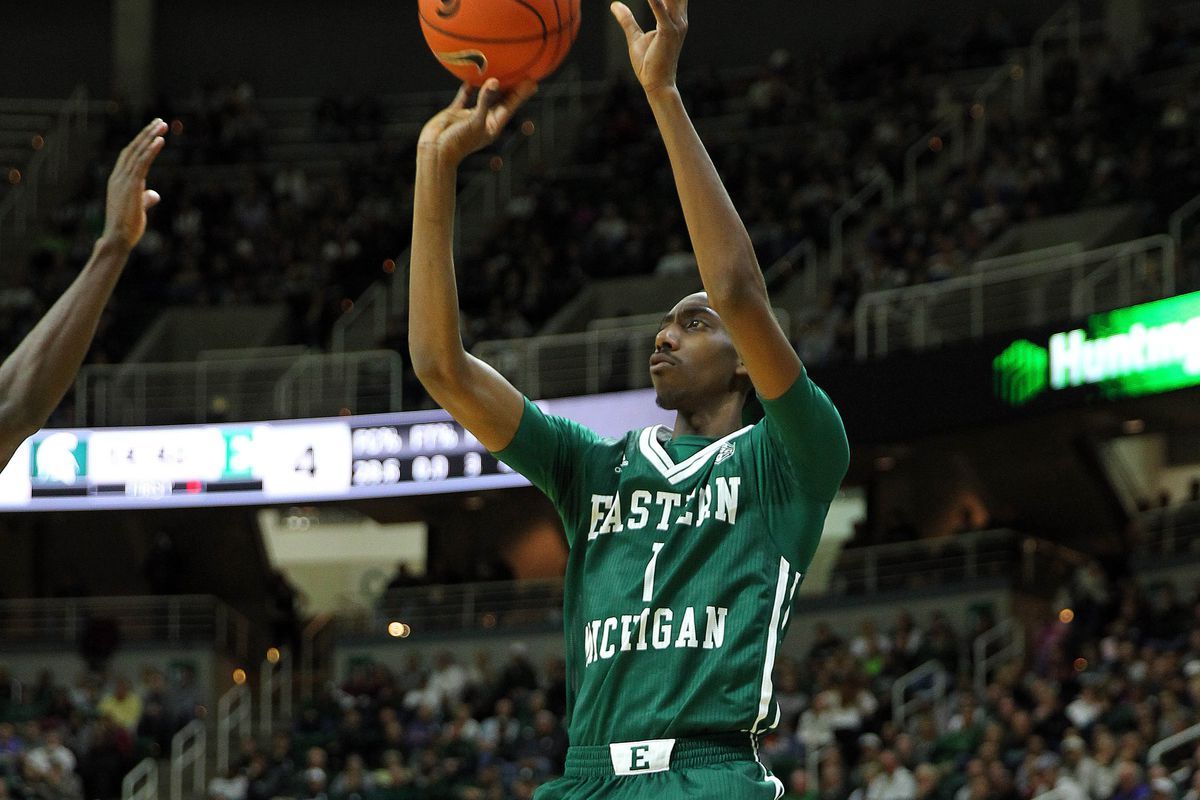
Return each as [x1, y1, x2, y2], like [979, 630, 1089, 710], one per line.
[994, 291, 1200, 406]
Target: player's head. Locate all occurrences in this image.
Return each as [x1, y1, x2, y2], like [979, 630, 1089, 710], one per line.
[650, 291, 751, 412]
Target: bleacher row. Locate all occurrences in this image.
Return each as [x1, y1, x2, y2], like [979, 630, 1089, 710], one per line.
[1, 6, 1198, 425]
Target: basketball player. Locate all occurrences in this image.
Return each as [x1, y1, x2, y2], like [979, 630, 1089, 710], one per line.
[0, 119, 167, 469]
[408, 0, 848, 796]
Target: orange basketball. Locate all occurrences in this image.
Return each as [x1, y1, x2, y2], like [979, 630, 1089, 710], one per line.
[419, 0, 581, 89]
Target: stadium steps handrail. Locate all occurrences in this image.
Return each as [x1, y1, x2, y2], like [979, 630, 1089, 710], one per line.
[170, 719, 206, 800]
[973, 617, 1024, 696]
[120, 756, 158, 800]
[892, 659, 950, 729]
[1149, 720, 1200, 766]
[215, 683, 251, 776]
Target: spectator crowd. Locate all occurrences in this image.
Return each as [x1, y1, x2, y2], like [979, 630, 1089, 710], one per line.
[5, 10, 1200, 421]
[172, 568, 1200, 800]
[0, 664, 205, 800]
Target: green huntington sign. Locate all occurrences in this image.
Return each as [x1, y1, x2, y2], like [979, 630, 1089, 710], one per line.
[994, 291, 1200, 406]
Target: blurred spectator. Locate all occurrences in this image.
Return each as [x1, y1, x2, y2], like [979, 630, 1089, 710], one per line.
[785, 767, 820, 800]
[96, 677, 141, 733]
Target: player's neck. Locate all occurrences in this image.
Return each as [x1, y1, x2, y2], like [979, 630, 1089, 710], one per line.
[670, 396, 745, 440]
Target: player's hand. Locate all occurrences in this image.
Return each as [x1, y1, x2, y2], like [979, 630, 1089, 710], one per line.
[610, 0, 687, 95]
[419, 80, 537, 167]
[101, 118, 167, 253]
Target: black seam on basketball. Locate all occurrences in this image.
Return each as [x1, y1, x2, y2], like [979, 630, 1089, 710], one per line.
[547, 0, 564, 68]
[508, 0, 549, 42]
[419, 9, 565, 44]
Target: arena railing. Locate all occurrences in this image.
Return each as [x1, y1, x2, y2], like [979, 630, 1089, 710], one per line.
[472, 308, 791, 400]
[828, 169, 895, 276]
[1169, 189, 1200, 259]
[1134, 502, 1200, 562]
[352, 529, 1078, 639]
[0, 594, 251, 663]
[854, 234, 1176, 360]
[75, 348, 403, 426]
[973, 618, 1025, 696]
[892, 660, 950, 730]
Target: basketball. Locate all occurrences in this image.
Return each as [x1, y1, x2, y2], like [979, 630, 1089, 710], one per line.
[418, 0, 582, 89]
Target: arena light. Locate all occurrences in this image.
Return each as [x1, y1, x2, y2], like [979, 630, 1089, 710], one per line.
[387, 621, 411, 638]
[266, 647, 281, 664]
[1059, 608, 1074, 623]
[232, 668, 247, 685]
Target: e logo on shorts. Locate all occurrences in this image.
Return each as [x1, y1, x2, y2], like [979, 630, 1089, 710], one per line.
[610, 739, 675, 776]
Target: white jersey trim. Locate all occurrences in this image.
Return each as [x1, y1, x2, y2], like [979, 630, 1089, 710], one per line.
[638, 424, 754, 485]
[753, 556, 791, 734]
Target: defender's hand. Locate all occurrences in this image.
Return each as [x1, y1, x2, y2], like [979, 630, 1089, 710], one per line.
[610, 0, 688, 95]
[102, 118, 167, 252]
[418, 79, 538, 167]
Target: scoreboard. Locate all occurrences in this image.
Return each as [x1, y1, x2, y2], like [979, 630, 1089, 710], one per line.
[0, 389, 671, 511]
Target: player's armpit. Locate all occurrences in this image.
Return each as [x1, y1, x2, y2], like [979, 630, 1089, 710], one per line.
[416, 353, 525, 453]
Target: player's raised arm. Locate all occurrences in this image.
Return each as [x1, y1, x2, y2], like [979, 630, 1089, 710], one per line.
[0, 119, 168, 469]
[611, 0, 801, 401]
[408, 80, 537, 452]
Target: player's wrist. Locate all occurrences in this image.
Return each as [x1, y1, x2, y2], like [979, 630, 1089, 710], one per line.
[643, 82, 681, 103]
[94, 233, 135, 260]
[417, 143, 465, 174]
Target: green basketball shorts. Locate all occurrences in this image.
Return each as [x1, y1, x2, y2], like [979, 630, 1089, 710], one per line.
[533, 733, 785, 800]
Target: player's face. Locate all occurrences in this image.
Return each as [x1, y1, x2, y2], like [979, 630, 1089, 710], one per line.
[650, 292, 745, 410]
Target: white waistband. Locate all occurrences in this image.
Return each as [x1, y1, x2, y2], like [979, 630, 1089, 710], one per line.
[609, 738, 676, 775]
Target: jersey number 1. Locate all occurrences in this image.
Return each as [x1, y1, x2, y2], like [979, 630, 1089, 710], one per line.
[642, 542, 665, 602]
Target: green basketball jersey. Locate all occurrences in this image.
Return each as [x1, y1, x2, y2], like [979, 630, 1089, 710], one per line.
[495, 369, 848, 746]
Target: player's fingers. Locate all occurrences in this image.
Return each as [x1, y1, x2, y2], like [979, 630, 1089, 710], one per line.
[114, 137, 138, 173]
[472, 79, 503, 125]
[133, 118, 166, 154]
[129, 119, 167, 169]
[609, 2, 642, 45]
[661, 0, 686, 26]
[142, 189, 161, 210]
[646, 0, 671, 28]
[133, 135, 167, 179]
[451, 82, 474, 110]
[488, 81, 536, 135]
